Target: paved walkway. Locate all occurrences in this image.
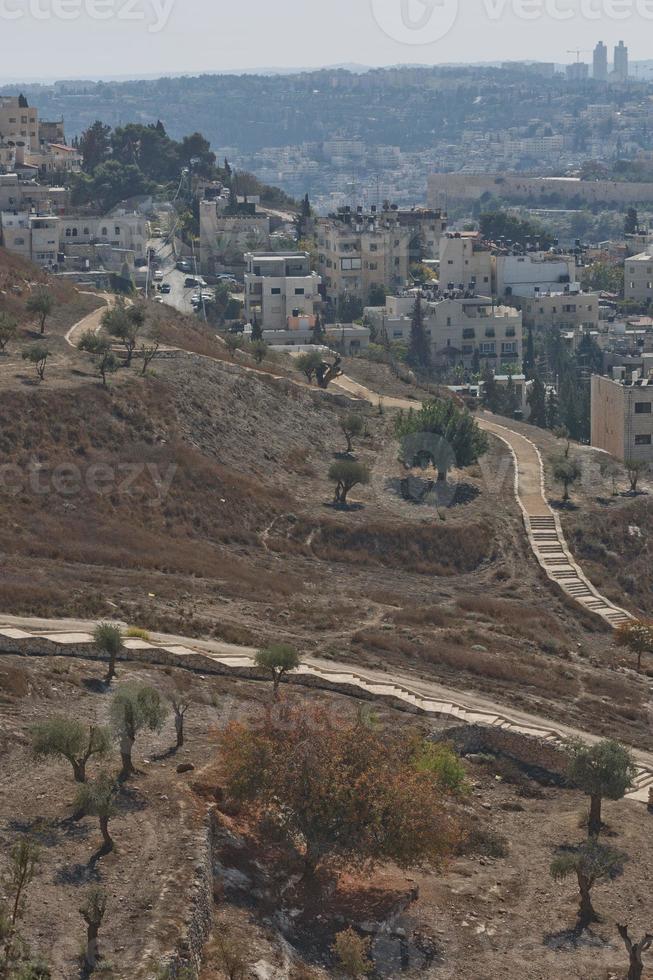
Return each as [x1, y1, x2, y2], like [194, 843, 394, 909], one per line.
[333, 376, 632, 630]
[0, 615, 651, 803]
[2, 314, 646, 803]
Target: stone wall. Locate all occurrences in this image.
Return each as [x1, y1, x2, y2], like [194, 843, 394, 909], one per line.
[438, 724, 571, 784]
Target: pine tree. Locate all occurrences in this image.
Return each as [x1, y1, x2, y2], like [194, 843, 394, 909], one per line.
[408, 293, 431, 370]
[527, 375, 548, 428]
[546, 388, 559, 429]
[250, 314, 263, 342]
[523, 326, 536, 380]
[311, 312, 326, 345]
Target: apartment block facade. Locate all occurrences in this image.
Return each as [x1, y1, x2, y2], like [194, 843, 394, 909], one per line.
[317, 206, 447, 303]
[365, 294, 522, 370]
[513, 289, 600, 332]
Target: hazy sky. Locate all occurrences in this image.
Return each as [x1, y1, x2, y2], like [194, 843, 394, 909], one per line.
[2, 0, 653, 82]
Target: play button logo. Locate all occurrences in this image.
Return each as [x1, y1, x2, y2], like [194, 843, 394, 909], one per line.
[370, 0, 459, 44]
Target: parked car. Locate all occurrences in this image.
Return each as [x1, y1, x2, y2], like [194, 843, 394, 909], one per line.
[153, 270, 164, 283]
[160, 283, 172, 294]
[176, 260, 192, 272]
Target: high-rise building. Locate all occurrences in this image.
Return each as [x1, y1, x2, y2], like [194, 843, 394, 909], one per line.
[593, 41, 608, 82]
[613, 41, 629, 83]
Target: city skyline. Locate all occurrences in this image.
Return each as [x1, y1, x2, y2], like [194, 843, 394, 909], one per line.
[1, 0, 653, 82]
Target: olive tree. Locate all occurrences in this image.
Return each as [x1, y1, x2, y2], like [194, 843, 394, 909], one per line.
[79, 887, 107, 973]
[618, 924, 653, 980]
[168, 674, 194, 750]
[550, 840, 622, 933]
[26, 289, 54, 335]
[329, 460, 370, 505]
[552, 454, 582, 503]
[74, 772, 118, 855]
[94, 622, 124, 683]
[296, 351, 323, 384]
[340, 412, 364, 454]
[625, 459, 650, 494]
[616, 620, 653, 674]
[78, 332, 119, 388]
[31, 717, 112, 783]
[110, 683, 167, 780]
[21, 345, 50, 382]
[254, 644, 300, 702]
[566, 738, 636, 838]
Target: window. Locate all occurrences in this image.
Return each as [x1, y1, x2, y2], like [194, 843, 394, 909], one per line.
[369, 262, 378, 271]
[462, 328, 475, 340]
[340, 258, 361, 271]
[270, 287, 281, 295]
[101, 227, 108, 236]
[634, 434, 652, 445]
[115, 226, 121, 236]
[485, 328, 496, 338]
[502, 342, 518, 355]
[369, 244, 378, 252]
[294, 288, 305, 295]
[635, 402, 652, 414]
[479, 343, 496, 355]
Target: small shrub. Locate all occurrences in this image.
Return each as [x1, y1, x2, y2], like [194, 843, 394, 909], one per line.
[126, 627, 151, 641]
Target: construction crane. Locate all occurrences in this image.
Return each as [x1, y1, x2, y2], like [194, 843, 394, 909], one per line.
[567, 49, 591, 63]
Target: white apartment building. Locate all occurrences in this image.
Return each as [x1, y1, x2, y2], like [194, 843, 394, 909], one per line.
[439, 233, 493, 292]
[365, 293, 522, 370]
[59, 213, 148, 257]
[244, 251, 322, 330]
[1, 211, 59, 266]
[625, 251, 653, 304]
[591, 373, 653, 462]
[199, 199, 270, 274]
[1, 208, 147, 268]
[495, 252, 578, 298]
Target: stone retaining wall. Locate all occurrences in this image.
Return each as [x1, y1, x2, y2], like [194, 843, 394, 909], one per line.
[439, 724, 571, 783]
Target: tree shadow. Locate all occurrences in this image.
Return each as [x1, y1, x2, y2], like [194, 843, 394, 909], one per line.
[81, 676, 110, 694]
[324, 502, 364, 512]
[151, 744, 180, 762]
[54, 861, 101, 886]
[543, 927, 609, 950]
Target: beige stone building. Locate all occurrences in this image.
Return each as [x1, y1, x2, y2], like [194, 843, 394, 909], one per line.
[199, 199, 270, 274]
[513, 289, 599, 332]
[591, 373, 653, 462]
[625, 251, 653, 305]
[317, 206, 447, 303]
[365, 293, 522, 371]
[0, 96, 39, 149]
